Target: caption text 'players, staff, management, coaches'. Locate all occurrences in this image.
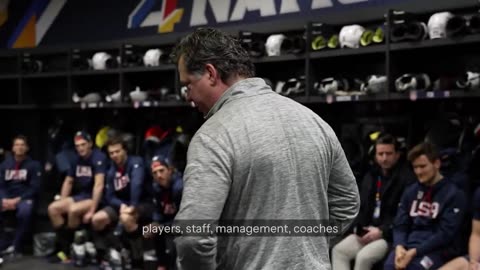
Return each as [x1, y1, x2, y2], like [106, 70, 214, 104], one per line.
[143, 222, 340, 237]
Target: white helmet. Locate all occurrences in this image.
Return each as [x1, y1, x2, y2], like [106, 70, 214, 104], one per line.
[72, 92, 102, 103]
[395, 73, 431, 92]
[277, 77, 305, 96]
[130, 86, 148, 102]
[143, 49, 163, 67]
[92, 52, 112, 70]
[265, 34, 286, 56]
[105, 90, 122, 103]
[339, 25, 366, 48]
[362, 75, 387, 94]
[456, 71, 480, 90]
[180, 86, 188, 100]
[428, 12, 454, 39]
[318, 77, 349, 94]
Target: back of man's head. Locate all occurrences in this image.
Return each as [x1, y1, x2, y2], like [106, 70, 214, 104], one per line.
[171, 27, 255, 82]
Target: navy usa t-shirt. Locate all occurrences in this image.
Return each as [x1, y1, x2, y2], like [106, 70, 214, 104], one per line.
[68, 148, 107, 196]
[105, 156, 145, 209]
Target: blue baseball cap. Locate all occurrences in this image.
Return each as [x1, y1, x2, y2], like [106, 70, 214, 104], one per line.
[151, 155, 172, 169]
[74, 131, 92, 143]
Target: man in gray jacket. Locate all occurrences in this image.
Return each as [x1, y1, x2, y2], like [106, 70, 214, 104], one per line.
[172, 27, 360, 270]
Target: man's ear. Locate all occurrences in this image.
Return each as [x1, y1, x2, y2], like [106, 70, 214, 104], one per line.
[205, 63, 218, 85]
[434, 158, 441, 170]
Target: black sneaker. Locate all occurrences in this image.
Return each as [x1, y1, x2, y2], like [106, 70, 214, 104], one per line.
[0, 246, 14, 256]
[120, 248, 132, 270]
[2, 246, 22, 260]
[143, 249, 158, 270]
[85, 241, 98, 265]
[105, 248, 122, 270]
[71, 243, 87, 267]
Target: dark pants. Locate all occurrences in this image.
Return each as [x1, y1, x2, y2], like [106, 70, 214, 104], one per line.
[156, 234, 175, 267]
[143, 233, 175, 268]
[1, 200, 34, 251]
[384, 249, 445, 270]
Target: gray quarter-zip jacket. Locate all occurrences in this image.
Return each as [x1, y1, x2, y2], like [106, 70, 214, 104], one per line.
[174, 78, 360, 270]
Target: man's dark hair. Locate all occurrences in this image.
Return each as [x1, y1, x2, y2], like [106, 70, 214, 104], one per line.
[407, 142, 440, 163]
[171, 27, 255, 82]
[13, 135, 28, 147]
[105, 136, 128, 151]
[375, 134, 400, 152]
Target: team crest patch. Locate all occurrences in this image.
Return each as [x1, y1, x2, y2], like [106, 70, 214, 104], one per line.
[417, 191, 424, 200]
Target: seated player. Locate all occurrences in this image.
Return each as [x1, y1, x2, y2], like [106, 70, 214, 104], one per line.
[438, 186, 480, 270]
[332, 134, 415, 270]
[384, 142, 466, 270]
[0, 135, 41, 257]
[143, 156, 183, 270]
[91, 137, 146, 269]
[47, 131, 107, 263]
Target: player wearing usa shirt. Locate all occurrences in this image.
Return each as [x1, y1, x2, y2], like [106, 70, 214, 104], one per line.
[143, 155, 183, 270]
[91, 137, 151, 269]
[384, 142, 466, 270]
[47, 131, 107, 263]
[92, 136, 146, 232]
[0, 135, 41, 257]
[439, 186, 480, 270]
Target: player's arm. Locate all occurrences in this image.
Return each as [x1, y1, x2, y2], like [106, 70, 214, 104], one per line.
[469, 187, 480, 264]
[90, 156, 107, 211]
[91, 173, 105, 211]
[0, 163, 6, 201]
[174, 133, 232, 270]
[469, 219, 480, 265]
[105, 168, 122, 209]
[129, 159, 145, 207]
[61, 163, 76, 199]
[60, 176, 74, 198]
[327, 134, 360, 234]
[20, 162, 42, 200]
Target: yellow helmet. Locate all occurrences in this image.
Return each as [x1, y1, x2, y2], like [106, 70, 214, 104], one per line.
[95, 126, 110, 148]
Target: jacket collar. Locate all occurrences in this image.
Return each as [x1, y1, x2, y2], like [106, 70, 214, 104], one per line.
[204, 77, 271, 119]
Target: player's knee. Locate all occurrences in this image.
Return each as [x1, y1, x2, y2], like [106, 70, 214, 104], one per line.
[17, 206, 33, 220]
[68, 205, 82, 217]
[92, 213, 108, 230]
[91, 213, 103, 225]
[355, 250, 373, 265]
[18, 200, 33, 212]
[48, 202, 61, 215]
[331, 242, 346, 258]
